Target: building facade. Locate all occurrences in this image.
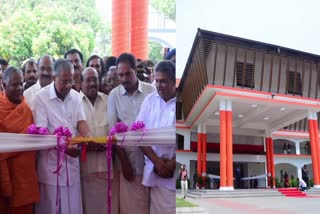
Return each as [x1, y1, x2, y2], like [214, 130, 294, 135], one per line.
[176, 28, 320, 190]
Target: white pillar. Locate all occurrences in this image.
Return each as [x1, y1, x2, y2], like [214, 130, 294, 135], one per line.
[184, 132, 191, 150]
[295, 141, 300, 155]
[297, 166, 302, 180]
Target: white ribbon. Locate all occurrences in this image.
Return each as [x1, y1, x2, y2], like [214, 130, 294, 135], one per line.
[0, 127, 176, 153]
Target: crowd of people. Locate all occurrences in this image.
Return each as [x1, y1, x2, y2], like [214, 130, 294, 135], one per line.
[0, 48, 177, 214]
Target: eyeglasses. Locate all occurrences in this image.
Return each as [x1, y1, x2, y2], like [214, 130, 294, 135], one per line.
[59, 79, 75, 85]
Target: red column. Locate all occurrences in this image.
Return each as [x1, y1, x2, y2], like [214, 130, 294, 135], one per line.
[202, 131, 207, 176]
[130, 0, 149, 59]
[312, 120, 320, 184]
[197, 127, 202, 176]
[269, 138, 275, 188]
[308, 118, 320, 187]
[226, 109, 233, 188]
[220, 109, 227, 189]
[266, 137, 271, 187]
[112, 0, 130, 56]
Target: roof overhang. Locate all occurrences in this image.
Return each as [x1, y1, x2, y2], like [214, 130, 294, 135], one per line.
[177, 85, 320, 136]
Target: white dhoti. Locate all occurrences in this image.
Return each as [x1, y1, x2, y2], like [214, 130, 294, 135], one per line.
[119, 172, 149, 214]
[81, 175, 119, 214]
[35, 182, 83, 214]
[150, 186, 175, 214]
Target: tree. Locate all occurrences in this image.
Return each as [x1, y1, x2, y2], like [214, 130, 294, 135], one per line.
[148, 41, 163, 63]
[0, 0, 100, 66]
[150, 0, 176, 21]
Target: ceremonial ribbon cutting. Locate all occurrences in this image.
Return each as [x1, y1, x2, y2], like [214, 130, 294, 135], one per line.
[0, 123, 175, 214]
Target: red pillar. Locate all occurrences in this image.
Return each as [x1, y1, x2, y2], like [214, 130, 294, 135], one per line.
[219, 102, 227, 189]
[312, 120, 320, 185]
[308, 115, 320, 187]
[269, 138, 275, 188]
[130, 0, 149, 59]
[266, 137, 271, 187]
[112, 0, 130, 56]
[202, 130, 207, 176]
[197, 126, 202, 176]
[226, 103, 234, 189]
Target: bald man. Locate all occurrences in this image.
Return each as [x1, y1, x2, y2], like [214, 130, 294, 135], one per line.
[80, 67, 117, 213]
[0, 67, 39, 214]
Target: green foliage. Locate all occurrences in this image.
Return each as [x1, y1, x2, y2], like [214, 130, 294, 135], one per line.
[196, 175, 204, 187]
[289, 179, 298, 187]
[310, 178, 314, 187]
[0, 0, 101, 66]
[275, 177, 282, 188]
[148, 41, 163, 63]
[151, 0, 176, 21]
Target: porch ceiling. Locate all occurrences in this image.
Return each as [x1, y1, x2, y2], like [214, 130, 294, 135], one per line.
[180, 85, 320, 135]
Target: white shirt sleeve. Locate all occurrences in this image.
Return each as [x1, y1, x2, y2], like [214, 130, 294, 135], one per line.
[107, 91, 118, 128]
[76, 94, 86, 121]
[135, 94, 150, 123]
[33, 94, 48, 128]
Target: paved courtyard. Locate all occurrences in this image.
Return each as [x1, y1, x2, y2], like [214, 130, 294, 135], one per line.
[177, 193, 320, 214]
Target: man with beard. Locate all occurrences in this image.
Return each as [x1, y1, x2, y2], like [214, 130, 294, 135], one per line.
[22, 59, 38, 91]
[137, 60, 176, 214]
[0, 67, 40, 214]
[80, 67, 117, 214]
[107, 53, 155, 214]
[33, 59, 89, 214]
[23, 55, 55, 110]
[64, 49, 84, 92]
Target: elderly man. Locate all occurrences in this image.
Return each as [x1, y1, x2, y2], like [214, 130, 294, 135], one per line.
[64, 49, 84, 92]
[0, 67, 39, 214]
[101, 66, 120, 95]
[80, 67, 117, 214]
[23, 55, 54, 110]
[137, 60, 176, 214]
[22, 59, 38, 91]
[33, 59, 89, 214]
[107, 53, 155, 214]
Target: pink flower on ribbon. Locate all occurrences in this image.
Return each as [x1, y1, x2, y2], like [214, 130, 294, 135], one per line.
[27, 124, 49, 135]
[38, 127, 49, 135]
[109, 122, 128, 136]
[130, 121, 145, 131]
[27, 124, 38, 134]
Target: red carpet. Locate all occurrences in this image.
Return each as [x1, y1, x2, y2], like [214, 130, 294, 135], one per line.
[278, 188, 307, 197]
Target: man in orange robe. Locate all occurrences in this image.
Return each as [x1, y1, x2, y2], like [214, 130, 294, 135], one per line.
[0, 67, 40, 214]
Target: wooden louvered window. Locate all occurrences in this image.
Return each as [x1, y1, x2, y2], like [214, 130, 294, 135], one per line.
[287, 71, 302, 95]
[236, 62, 254, 88]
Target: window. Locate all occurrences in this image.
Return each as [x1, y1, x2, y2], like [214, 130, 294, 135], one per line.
[236, 62, 254, 88]
[287, 71, 302, 95]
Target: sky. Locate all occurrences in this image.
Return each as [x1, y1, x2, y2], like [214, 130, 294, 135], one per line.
[177, 0, 320, 78]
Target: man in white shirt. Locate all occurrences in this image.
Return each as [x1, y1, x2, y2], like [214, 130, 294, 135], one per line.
[80, 67, 117, 214]
[107, 53, 155, 214]
[136, 60, 176, 214]
[297, 178, 307, 191]
[33, 59, 89, 214]
[24, 55, 54, 110]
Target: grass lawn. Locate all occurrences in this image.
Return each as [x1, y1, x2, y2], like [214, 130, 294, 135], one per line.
[176, 198, 198, 207]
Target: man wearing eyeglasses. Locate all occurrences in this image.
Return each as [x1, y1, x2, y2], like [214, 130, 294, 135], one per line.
[33, 59, 90, 214]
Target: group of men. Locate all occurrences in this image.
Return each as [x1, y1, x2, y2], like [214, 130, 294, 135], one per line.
[0, 49, 176, 214]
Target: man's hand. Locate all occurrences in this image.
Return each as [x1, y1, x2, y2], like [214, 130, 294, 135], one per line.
[65, 147, 80, 157]
[154, 158, 176, 178]
[121, 159, 135, 182]
[86, 142, 106, 152]
[115, 146, 135, 182]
